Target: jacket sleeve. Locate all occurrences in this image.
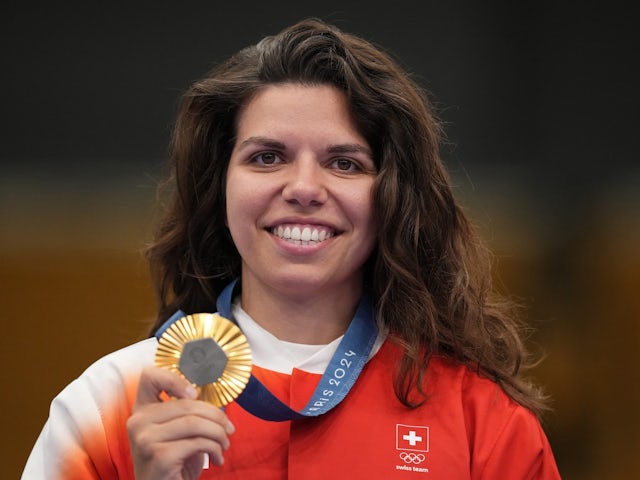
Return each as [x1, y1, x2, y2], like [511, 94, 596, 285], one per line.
[459, 366, 561, 480]
[22, 378, 114, 479]
[473, 402, 561, 480]
[21, 339, 155, 480]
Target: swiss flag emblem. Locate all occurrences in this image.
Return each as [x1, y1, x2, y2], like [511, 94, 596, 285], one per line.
[396, 424, 429, 452]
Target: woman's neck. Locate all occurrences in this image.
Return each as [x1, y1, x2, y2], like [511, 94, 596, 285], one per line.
[239, 280, 362, 345]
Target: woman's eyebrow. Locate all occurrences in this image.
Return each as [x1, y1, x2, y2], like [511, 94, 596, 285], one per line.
[238, 137, 372, 157]
[327, 143, 372, 156]
[238, 136, 286, 150]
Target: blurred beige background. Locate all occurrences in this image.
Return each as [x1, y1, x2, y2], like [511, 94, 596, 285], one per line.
[2, 2, 639, 478]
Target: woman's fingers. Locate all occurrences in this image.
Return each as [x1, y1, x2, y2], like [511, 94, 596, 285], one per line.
[132, 431, 227, 470]
[129, 398, 232, 449]
[134, 365, 198, 405]
[127, 366, 234, 479]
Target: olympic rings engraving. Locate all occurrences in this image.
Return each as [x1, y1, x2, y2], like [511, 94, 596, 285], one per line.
[399, 452, 426, 464]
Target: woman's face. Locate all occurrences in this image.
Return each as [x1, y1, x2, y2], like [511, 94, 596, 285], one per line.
[225, 83, 377, 300]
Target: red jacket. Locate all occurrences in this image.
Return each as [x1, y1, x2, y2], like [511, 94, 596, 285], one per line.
[23, 338, 560, 479]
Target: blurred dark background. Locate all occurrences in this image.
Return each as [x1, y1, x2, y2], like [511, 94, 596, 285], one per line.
[2, 2, 638, 478]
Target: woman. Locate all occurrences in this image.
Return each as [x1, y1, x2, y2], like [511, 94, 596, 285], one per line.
[23, 19, 561, 479]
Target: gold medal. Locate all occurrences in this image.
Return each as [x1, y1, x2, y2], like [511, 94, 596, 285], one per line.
[155, 313, 252, 407]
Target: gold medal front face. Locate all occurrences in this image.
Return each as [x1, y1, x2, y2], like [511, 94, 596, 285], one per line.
[155, 313, 252, 407]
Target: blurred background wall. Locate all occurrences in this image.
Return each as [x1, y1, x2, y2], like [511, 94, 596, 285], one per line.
[2, 1, 638, 478]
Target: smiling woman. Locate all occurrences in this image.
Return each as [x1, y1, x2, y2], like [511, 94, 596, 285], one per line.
[226, 83, 378, 339]
[22, 19, 561, 479]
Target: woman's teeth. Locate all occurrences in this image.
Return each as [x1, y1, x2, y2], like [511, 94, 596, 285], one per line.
[271, 225, 334, 245]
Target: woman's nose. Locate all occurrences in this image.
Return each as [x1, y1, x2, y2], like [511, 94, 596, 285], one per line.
[281, 157, 328, 207]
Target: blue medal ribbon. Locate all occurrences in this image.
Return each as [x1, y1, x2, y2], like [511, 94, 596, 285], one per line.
[155, 279, 378, 421]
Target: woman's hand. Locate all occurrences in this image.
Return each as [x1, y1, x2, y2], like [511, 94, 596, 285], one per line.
[127, 366, 235, 480]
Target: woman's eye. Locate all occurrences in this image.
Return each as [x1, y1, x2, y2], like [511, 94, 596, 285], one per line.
[253, 152, 281, 165]
[333, 158, 358, 171]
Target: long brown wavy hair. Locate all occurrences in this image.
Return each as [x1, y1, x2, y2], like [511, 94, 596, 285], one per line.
[146, 18, 548, 416]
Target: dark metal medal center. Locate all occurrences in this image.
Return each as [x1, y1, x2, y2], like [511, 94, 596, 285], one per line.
[179, 338, 228, 385]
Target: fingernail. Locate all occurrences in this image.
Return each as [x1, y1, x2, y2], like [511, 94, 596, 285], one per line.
[185, 385, 198, 399]
[226, 420, 236, 435]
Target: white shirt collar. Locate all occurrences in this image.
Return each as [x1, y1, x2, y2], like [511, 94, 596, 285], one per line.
[231, 297, 386, 375]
